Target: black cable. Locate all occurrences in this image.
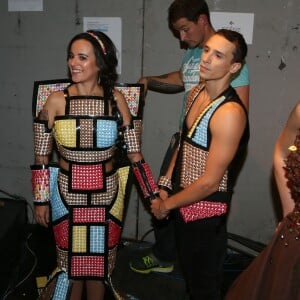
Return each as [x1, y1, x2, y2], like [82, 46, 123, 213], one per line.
[227, 232, 266, 253]
[2, 232, 38, 300]
[140, 228, 154, 241]
[0, 188, 27, 203]
[0, 188, 35, 224]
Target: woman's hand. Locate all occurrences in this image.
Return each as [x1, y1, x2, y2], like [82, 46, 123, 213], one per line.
[34, 205, 50, 227]
[151, 197, 170, 220]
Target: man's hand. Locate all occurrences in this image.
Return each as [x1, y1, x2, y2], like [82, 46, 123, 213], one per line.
[159, 189, 169, 200]
[138, 77, 148, 97]
[34, 205, 50, 227]
[151, 197, 170, 220]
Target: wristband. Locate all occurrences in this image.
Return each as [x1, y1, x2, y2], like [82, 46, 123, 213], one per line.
[132, 159, 159, 200]
[157, 175, 173, 193]
[31, 164, 50, 204]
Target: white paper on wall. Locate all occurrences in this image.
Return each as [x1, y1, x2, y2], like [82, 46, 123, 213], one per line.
[8, 0, 43, 11]
[83, 17, 122, 74]
[211, 12, 254, 44]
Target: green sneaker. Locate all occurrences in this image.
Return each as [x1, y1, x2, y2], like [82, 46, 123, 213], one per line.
[129, 253, 174, 274]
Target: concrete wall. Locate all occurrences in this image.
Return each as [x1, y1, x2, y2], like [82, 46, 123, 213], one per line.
[1, 0, 300, 244]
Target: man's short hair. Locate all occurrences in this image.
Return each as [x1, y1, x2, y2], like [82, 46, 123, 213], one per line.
[215, 29, 248, 64]
[168, 0, 211, 27]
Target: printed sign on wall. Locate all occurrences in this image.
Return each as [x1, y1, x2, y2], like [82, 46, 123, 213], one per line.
[83, 17, 122, 74]
[8, 0, 43, 11]
[211, 12, 254, 44]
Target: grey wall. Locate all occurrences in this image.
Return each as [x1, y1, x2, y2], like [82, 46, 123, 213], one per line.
[1, 0, 300, 244]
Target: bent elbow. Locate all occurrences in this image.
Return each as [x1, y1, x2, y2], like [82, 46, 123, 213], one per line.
[127, 152, 143, 163]
[199, 179, 220, 196]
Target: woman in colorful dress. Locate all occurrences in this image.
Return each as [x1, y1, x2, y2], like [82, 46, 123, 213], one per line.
[31, 30, 158, 300]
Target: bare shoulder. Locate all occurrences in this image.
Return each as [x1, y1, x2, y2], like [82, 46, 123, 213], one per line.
[39, 90, 65, 120]
[45, 90, 65, 107]
[284, 102, 300, 131]
[112, 89, 126, 104]
[211, 100, 246, 134]
[216, 100, 246, 118]
[291, 102, 300, 119]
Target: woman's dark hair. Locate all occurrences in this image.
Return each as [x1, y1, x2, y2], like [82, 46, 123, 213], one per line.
[215, 29, 248, 64]
[67, 30, 118, 100]
[285, 131, 300, 206]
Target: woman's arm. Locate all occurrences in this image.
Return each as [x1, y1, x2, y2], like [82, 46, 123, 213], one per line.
[113, 89, 143, 163]
[273, 103, 300, 217]
[32, 91, 62, 227]
[114, 89, 159, 200]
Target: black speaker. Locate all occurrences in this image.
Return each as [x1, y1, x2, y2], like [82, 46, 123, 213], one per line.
[0, 197, 28, 297]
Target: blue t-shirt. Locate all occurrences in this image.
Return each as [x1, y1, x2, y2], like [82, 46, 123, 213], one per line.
[179, 47, 249, 127]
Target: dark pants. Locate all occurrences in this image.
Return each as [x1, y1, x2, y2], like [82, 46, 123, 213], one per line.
[151, 132, 179, 262]
[151, 214, 176, 262]
[175, 215, 227, 300]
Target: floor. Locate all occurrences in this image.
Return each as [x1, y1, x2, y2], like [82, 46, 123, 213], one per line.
[110, 239, 187, 300]
[1, 225, 255, 300]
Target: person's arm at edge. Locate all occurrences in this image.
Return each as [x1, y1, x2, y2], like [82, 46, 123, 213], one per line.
[273, 103, 300, 217]
[139, 70, 184, 95]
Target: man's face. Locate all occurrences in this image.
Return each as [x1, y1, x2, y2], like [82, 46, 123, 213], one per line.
[172, 17, 205, 49]
[199, 34, 239, 81]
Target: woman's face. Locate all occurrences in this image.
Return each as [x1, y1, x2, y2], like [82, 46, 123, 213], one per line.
[68, 39, 100, 83]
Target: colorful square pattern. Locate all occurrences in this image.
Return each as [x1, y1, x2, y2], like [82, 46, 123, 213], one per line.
[73, 207, 106, 223]
[71, 164, 104, 191]
[108, 220, 121, 248]
[53, 219, 69, 249]
[116, 86, 141, 117]
[33, 80, 143, 118]
[72, 226, 87, 253]
[90, 226, 105, 253]
[71, 256, 105, 277]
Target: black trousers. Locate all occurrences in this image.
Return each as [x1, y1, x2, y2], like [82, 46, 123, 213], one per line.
[175, 215, 227, 300]
[151, 214, 177, 262]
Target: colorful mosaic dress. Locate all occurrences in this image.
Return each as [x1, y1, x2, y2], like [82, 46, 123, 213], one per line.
[41, 89, 131, 298]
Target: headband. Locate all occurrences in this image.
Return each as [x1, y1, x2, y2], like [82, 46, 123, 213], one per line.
[87, 31, 107, 55]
